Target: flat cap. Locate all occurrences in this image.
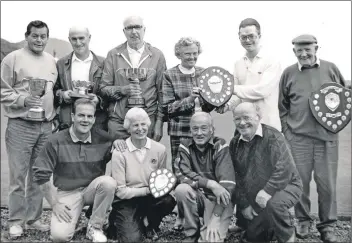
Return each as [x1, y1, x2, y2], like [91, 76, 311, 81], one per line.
[292, 34, 317, 44]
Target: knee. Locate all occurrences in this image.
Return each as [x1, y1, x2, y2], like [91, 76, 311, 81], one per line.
[266, 199, 284, 214]
[175, 183, 194, 200]
[97, 176, 117, 193]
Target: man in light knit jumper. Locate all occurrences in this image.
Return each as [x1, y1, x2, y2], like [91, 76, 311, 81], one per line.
[99, 16, 166, 141]
[107, 107, 176, 242]
[217, 18, 282, 132]
[230, 102, 302, 243]
[0, 20, 57, 238]
[174, 112, 237, 242]
[279, 34, 347, 243]
[54, 26, 107, 131]
[32, 98, 117, 242]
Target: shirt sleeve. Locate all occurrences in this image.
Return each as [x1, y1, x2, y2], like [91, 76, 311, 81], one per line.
[234, 59, 282, 101]
[0, 55, 27, 108]
[174, 143, 208, 189]
[32, 139, 58, 185]
[161, 71, 195, 119]
[278, 71, 290, 133]
[156, 53, 167, 121]
[225, 61, 242, 110]
[111, 150, 149, 200]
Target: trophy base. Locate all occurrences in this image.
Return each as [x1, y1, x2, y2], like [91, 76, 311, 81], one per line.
[126, 98, 146, 108]
[69, 93, 92, 99]
[27, 108, 46, 121]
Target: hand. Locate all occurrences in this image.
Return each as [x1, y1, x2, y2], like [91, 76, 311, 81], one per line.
[113, 139, 127, 152]
[152, 120, 163, 142]
[87, 93, 99, 105]
[215, 104, 229, 114]
[208, 180, 231, 206]
[190, 86, 201, 100]
[204, 215, 221, 242]
[120, 84, 142, 96]
[242, 205, 258, 221]
[62, 90, 73, 103]
[24, 96, 43, 108]
[255, 189, 272, 208]
[52, 202, 72, 223]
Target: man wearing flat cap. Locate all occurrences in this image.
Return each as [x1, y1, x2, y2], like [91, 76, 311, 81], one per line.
[278, 34, 347, 243]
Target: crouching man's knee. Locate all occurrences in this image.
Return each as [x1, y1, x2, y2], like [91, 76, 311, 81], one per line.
[175, 183, 195, 201]
[51, 227, 74, 242]
[97, 175, 117, 194]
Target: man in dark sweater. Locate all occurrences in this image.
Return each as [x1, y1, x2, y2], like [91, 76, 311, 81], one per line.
[174, 112, 236, 242]
[230, 102, 302, 243]
[32, 98, 117, 242]
[279, 34, 346, 243]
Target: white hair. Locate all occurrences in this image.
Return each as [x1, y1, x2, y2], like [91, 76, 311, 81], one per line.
[123, 16, 144, 27]
[190, 112, 214, 128]
[123, 107, 151, 130]
[68, 26, 90, 37]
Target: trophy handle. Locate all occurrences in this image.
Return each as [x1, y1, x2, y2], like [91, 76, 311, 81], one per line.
[20, 78, 31, 94]
[43, 80, 54, 96]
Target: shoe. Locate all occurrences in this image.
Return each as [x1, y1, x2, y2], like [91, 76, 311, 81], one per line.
[320, 231, 337, 243]
[182, 235, 198, 243]
[9, 225, 23, 239]
[286, 231, 296, 243]
[228, 224, 244, 234]
[295, 223, 309, 239]
[86, 225, 107, 242]
[25, 220, 50, 232]
[146, 227, 160, 241]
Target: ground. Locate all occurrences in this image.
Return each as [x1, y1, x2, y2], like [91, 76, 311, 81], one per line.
[1, 208, 351, 242]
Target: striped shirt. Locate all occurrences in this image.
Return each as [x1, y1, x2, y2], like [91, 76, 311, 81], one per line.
[162, 65, 214, 137]
[174, 136, 236, 215]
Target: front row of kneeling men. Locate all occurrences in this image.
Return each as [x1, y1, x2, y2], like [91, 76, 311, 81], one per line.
[32, 99, 302, 243]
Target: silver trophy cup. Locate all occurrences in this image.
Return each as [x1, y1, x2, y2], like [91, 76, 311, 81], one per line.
[126, 68, 147, 108]
[22, 78, 52, 121]
[71, 80, 93, 98]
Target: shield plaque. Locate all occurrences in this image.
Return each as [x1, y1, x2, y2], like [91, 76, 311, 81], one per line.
[309, 82, 351, 133]
[196, 67, 234, 107]
[149, 169, 176, 198]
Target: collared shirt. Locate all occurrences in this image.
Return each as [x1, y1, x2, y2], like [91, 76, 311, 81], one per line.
[127, 43, 145, 68]
[227, 47, 282, 131]
[297, 58, 321, 71]
[71, 51, 93, 81]
[69, 126, 92, 143]
[126, 137, 151, 163]
[239, 123, 263, 142]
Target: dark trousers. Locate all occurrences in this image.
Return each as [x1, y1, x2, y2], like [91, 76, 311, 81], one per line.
[170, 136, 191, 173]
[241, 184, 301, 243]
[107, 194, 176, 242]
[285, 129, 338, 232]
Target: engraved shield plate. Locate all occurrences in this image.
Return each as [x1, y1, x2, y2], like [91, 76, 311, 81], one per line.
[197, 66, 234, 107]
[149, 169, 177, 198]
[309, 82, 351, 133]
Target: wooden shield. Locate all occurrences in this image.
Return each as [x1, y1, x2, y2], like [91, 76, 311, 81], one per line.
[149, 169, 176, 198]
[309, 82, 351, 133]
[197, 66, 234, 107]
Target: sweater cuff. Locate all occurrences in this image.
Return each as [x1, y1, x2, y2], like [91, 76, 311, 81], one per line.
[18, 95, 27, 108]
[263, 185, 276, 196]
[198, 178, 209, 189]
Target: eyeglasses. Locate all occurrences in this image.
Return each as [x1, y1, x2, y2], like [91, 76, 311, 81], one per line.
[239, 34, 258, 42]
[124, 25, 144, 31]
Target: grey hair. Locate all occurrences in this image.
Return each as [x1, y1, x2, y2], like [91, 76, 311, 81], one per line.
[232, 102, 262, 120]
[68, 26, 90, 37]
[174, 37, 202, 58]
[123, 16, 144, 27]
[123, 107, 151, 130]
[190, 112, 214, 129]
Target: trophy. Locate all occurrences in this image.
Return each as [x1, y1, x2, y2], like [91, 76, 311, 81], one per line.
[125, 68, 147, 108]
[196, 66, 234, 107]
[149, 168, 177, 198]
[70, 80, 93, 98]
[22, 78, 52, 121]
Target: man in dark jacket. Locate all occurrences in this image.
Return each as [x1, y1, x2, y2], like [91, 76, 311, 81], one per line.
[54, 26, 107, 131]
[230, 102, 302, 243]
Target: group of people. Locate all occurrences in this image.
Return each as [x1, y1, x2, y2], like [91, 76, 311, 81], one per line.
[0, 14, 348, 243]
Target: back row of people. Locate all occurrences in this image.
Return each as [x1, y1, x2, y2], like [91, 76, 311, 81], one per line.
[1, 15, 347, 243]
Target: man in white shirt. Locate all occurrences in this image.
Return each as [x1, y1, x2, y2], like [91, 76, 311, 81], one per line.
[54, 26, 107, 131]
[217, 18, 282, 132]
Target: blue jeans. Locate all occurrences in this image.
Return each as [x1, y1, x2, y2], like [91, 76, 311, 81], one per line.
[5, 118, 52, 226]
